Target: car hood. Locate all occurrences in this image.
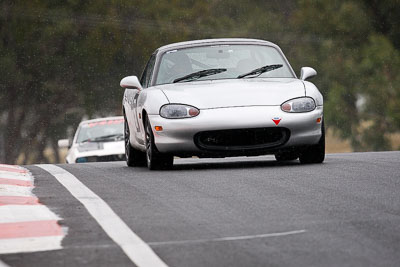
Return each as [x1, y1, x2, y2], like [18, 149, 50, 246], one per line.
[156, 78, 305, 109]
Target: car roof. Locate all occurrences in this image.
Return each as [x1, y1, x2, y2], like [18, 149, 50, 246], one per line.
[156, 38, 279, 53]
[79, 116, 123, 125]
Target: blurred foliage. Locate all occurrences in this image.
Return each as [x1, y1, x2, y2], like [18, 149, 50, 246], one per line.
[0, 0, 399, 163]
[292, 0, 400, 151]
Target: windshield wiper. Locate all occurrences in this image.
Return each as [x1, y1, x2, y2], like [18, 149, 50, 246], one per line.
[237, 64, 283, 79]
[173, 68, 227, 83]
[81, 134, 123, 143]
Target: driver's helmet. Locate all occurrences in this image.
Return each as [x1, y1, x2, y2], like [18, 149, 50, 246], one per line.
[164, 51, 193, 75]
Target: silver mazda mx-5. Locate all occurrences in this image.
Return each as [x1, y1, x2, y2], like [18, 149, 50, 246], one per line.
[121, 38, 324, 170]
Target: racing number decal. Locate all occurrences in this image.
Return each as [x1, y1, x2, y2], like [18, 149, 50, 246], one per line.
[133, 93, 141, 132]
[125, 90, 141, 133]
[125, 90, 136, 110]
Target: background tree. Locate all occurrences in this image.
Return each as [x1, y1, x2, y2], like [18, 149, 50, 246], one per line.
[292, 0, 400, 151]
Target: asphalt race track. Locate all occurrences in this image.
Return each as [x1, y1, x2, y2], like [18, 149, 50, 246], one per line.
[1, 151, 400, 267]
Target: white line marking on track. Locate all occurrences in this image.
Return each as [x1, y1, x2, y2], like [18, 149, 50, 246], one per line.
[0, 175, 31, 182]
[148, 229, 307, 246]
[37, 164, 168, 267]
[0, 185, 33, 196]
[0, 164, 24, 170]
[0, 205, 60, 223]
[0, 260, 10, 267]
[0, 236, 63, 254]
[0, 172, 31, 181]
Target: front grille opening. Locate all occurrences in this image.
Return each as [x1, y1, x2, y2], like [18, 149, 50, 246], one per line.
[194, 127, 290, 151]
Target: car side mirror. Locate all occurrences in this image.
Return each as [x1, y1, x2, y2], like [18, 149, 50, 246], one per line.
[300, 67, 317, 80]
[58, 139, 71, 149]
[120, 76, 143, 90]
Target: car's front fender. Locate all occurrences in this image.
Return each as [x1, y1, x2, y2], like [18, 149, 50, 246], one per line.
[303, 81, 323, 106]
[135, 88, 170, 143]
[138, 88, 170, 116]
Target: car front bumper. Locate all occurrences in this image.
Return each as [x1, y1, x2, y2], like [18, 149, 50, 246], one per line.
[149, 105, 323, 156]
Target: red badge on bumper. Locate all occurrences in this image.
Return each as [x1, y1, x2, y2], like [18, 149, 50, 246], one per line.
[272, 118, 281, 125]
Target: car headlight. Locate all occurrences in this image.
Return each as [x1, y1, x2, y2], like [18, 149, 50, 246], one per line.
[281, 97, 316, 113]
[160, 104, 200, 119]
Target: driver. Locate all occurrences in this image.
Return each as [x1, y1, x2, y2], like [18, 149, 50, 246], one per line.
[164, 51, 193, 79]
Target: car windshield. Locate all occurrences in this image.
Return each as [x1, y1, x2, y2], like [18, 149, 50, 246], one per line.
[76, 119, 124, 143]
[155, 44, 294, 85]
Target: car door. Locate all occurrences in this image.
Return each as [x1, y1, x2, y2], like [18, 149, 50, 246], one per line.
[133, 54, 156, 145]
[123, 84, 140, 148]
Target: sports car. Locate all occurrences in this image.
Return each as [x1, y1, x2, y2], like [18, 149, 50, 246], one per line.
[58, 116, 125, 163]
[121, 38, 324, 170]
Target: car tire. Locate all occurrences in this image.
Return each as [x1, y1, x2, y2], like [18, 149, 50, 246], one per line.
[275, 152, 298, 162]
[145, 116, 173, 170]
[299, 121, 325, 164]
[124, 115, 146, 167]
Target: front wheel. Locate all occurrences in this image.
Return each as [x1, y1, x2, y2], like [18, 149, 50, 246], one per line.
[125, 115, 146, 167]
[145, 116, 173, 170]
[299, 122, 325, 164]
